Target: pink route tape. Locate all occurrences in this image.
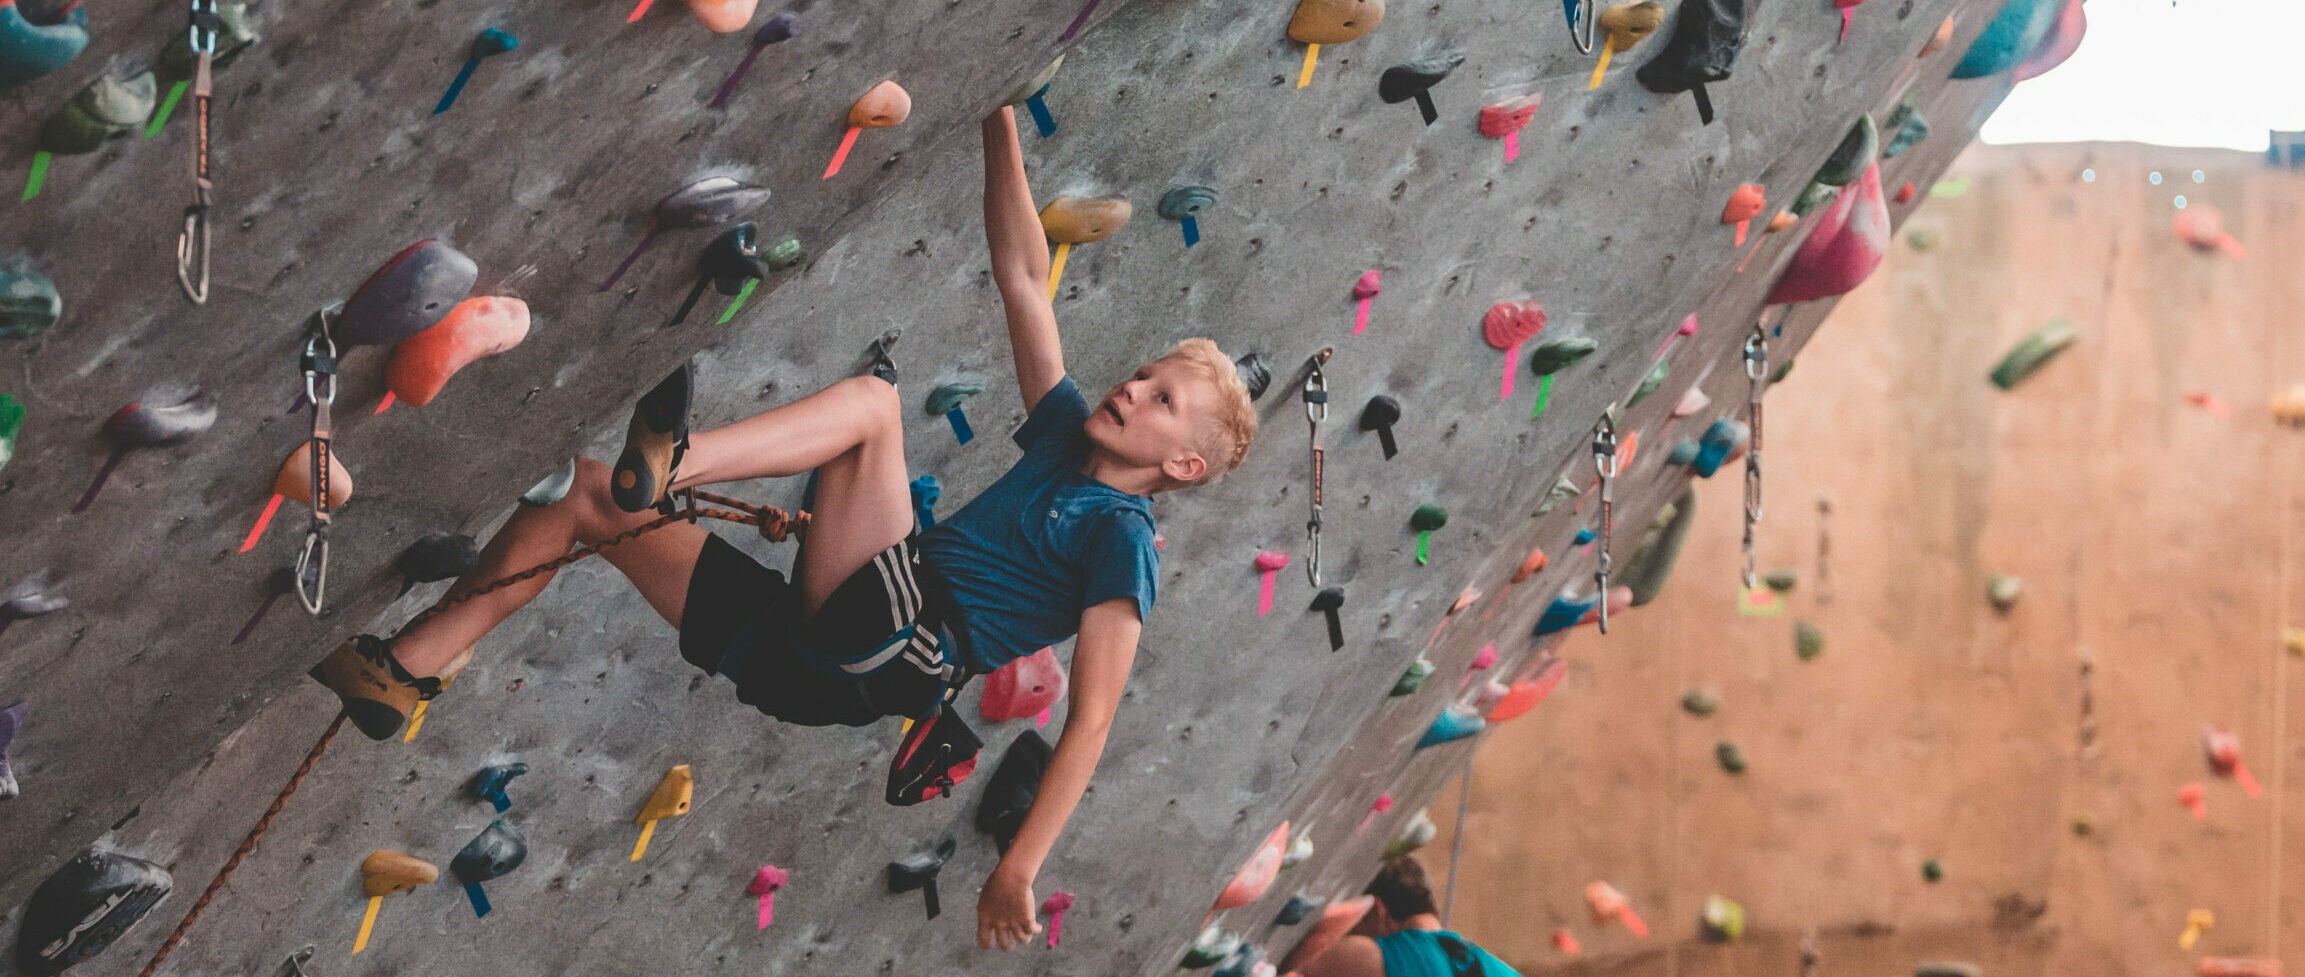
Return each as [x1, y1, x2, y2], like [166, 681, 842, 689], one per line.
[1255, 551, 1291, 616]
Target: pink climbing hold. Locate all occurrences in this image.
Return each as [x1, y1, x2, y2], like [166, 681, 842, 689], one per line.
[1488, 658, 1564, 722]
[1459, 643, 1496, 690]
[1483, 301, 1547, 399]
[2179, 782, 2208, 819]
[1765, 162, 1890, 305]
[1352, 271, 1382, 335]
[1041, 891, 1075, 947]
[2175, 205, 2247, 259]
[981, 647, 1066, 723]
[2012, 0, 2085, 83]
[1360, 793, 1393, 832]
[1653, 313, 1699, 361]
[1255, 551, 1291, 617]
[1478, 94, 1541, 163]
[1212, 822, 1292, 912]
[748, 864, 787, 930]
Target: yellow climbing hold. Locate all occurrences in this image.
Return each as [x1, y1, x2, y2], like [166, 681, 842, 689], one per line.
[1588, 1, 1664, 90]
[631, 764, 695, 862]
[2178, 908, 2214, 950]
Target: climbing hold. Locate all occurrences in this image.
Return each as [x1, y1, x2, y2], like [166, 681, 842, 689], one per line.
[823, 79, 910, 180]
[1275, 894, 1322, 926]
[1951, 0, 2059, 78]
[1041, 196, 1133, 298]
[682, 0, 755, 33]
[337, 241, 479, 347]
[1920, 14, 1956, 56]
[16, 848, 173, 977]
[980, 646, 1065, 723]
[1351, 270, 1382, 335]
[2174, 205, 2247, 259]
[1281, 831, 1315, 869]
[2012, 0, 2085, 82]
[1588, 1, 1665, 90]
[1213, 942, 1271, 977]
[1288, 0, 1384, 88]
[1377, 53, 1464, 126]
[1619, 489, 1695, 606]
[1790, 180, 1835, 216]
[1627, 358, 1668, 407]
[1882, 100, 1931, 158]
[1483, 301, 1547, 400]
[910, 473, 940, 529]
[1814, 115, 1878, 188]
[360, 851, 438, 898]
[0, 264, 62, 340]
[1905, 227, 1940, 252]
[1391, 658, 1436, 696]
[1915, 964, 1983, 977]
[1003, 55, 1065, 136]
[1721, 184, 1765, 246]
[1485, 546, 1549, 616]
[1535, 592, 1598, 636]
[666, 223, 768, 326]
[1688, 420, 1749, 478]
[1359, 395, 1402, 459]
[1793, 619, 1824, 660]
[2178, 908, 2217, 950]
[72, 387, 219, 513]
[1584, 881, 1649, 938]
[707, 12, 798, 109]
[451, 817, 526, 917]
[0, 0, 88, 92]
[1553, 929, 1581, 954]
[1985, 574, 2022, 612]
[2203, 724, 2264, 797]
[1182, 925, 1244, 968]
[886, 837, 957, 919]
[1252, 551, 1291, 617]
[433, 28, 516, 115]
[1921, 858, 1944, 883]
[0, 699, 22, 799]
[468, 762, 528, 812]
[1158, 186, 1218, 248]
[38, 69, 155, 156]
[926, 382, 983, 444]
[977, 730, 1054, 851]
[1681, 687, 1719, 716]
[1417, 704, 1485, 748]
[1635, 0, 1746, 124]
[520, 459, 577, 507]
[397, 533, 478, 585]
[1667, 440, 1699, 464]
[1409, 504, 1448, 565]
[1702, 894, 1746, 941]
[1894, 181, 1917, 204]
[2197, 960, 2284, 977]
[1489, 658, 1563, 722]
[1478, 94, 1541, 162]
[384, 296, 529, 409]
[1213, 822, 1291, 911]
[1310, 587, 1346, 651]
[1467, 643, 1498, 675]
[1574, 529, 1596, 546]
[1768, 566, 1800, 590]
[598, 177, 773, 291]
[241, 440, 353, 554]
[3, 572, 68, 623]
[1715, 741, 1746, 773]
[1384, 809, 1436, 857]
[764, 236, 808, 271]
[1535, 474, 1581, 516]
[1235, 352, 1273, 400]
[1529, 336, 1599, 377]
[1766, 163, 1890, 305]
[2179, 782, 2208, 819]
[630, 764, 695, 861]
[1039, 890, 1074, 946]
[748, 865, 788, 929]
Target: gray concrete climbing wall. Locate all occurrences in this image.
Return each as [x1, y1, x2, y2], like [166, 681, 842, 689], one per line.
[0, 0, 2035, 972]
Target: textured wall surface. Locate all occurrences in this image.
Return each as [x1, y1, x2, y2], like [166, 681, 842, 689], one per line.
[1435, 143, 2305, 974]
[1, 0, 2032, 972]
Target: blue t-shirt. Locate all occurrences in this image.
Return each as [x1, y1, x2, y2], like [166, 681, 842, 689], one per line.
[917, 376, 1159, 671]
[1375, 930, 1522, 977]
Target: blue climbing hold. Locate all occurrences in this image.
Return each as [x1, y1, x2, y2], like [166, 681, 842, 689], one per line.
[468, 762, 528, 813]
[1417, 704, 1486, 749]
[911, 474, 941, 529]
[1690, 418, 1750, 477]
[1951, 0, 2059, 79]
[1667, 439, 1700, 465]
[1535, 593, 1600, 636]
[1573, 528, 1596, 545]
[0, 1, 88, 92]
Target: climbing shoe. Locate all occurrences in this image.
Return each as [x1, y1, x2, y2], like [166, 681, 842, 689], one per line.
[308, 635, 440, 740]
[612, 362, 693, 514]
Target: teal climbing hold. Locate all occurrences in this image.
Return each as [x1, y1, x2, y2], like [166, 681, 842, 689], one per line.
[1951, 0, 2060, 79]
[0, 1, 88, 92]
[1391, 658, 1436, 696]
[0, 265, 62, 340]
[1158, 186, 1218, 248]
[1690, 419, 1749, 477]
[925, 383, 982, 416]
[1535, 593, 1599, 636]
[38, 69, 156, 155]
[1529, 336, 1600, 376]
[1667, 439, 1699, 465]
[519, 460, 578, 507]
[1881, 99, 1931, 158]
[1417, 704, 1485, 748]
[1813, 115, 1878, 188]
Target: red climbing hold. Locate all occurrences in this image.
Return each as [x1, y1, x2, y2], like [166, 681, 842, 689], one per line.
[1487, 658, 1564, 722]
[1552, 929, 1581, 954]
[2175, 205, 2247, 259]
[1478, 94, 1541, 162]
[980, 646, 1066, 723]
[1895, 181, 1916, 204]
[385, 296, 530, 409]
[1213, 822, 1291, 912]
[1765, 162, 1889, 305]
[2179, 782, 2208, 819]
[1585, 881, 1649, 938]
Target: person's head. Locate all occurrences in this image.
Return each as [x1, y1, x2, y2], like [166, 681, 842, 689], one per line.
[1084, 338, 1257, 493]
[1355, 856, 1439, 936]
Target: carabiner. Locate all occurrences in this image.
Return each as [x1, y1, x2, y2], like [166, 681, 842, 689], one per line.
[1744, 321, 1769, 382]
[294, 522, 330, 615]
[177, 202, 211, 305]
[187, 0, 220, 55]
[1303, 347, 1333, 587]
[1565, 0, 1597, 55]
[1590, 412, 1619, 634]
[301, 311, 340, 408]
[1590, 411, 1619, 479]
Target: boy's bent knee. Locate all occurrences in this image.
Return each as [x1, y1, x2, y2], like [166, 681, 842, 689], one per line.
[839, 375, 904, 437]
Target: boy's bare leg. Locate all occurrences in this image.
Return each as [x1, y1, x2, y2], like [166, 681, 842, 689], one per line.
[672, 375, 915, 619]
[392, 458, 711, 678]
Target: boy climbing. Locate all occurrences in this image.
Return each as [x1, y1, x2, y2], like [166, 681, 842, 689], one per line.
[305, 105, 1259, 950]
[1282, 856, 1523, 977]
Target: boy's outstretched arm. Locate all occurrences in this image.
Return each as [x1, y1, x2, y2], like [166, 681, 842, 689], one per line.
[981, 107, 1066, 415]
[976, 597, 1140, 950]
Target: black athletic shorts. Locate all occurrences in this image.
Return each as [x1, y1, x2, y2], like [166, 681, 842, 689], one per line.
[679, 533, 964, 727]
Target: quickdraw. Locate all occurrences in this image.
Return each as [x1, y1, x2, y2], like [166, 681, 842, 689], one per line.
[175, 0, 219, 304]
[1590, 411, 1619, 634]
[1302, 347, 1333, 587]
[295, 311, 338, 615]
[1564, 0, 1597, 55]
[1740, 320, 1768, 592]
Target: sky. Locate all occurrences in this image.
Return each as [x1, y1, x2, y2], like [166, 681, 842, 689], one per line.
[1980, 0, 2305, 151]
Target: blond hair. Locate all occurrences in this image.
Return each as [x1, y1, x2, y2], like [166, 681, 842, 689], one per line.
[1158, 337, 1258, 488]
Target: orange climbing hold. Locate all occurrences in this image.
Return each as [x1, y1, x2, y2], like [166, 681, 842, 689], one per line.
[1552, 929, 1581, 954]
[1487, 658, 1563, 723]
[1584, 880, 1649, 937]
[385, 296, 531, 409]
[2174, 205, 2246, 259]
[683, 0, 755, 32]
[1213, 822, 1291, 912]
[1721, 184, 1764, 246]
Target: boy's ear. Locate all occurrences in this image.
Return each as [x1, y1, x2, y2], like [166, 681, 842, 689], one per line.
[1163, 451, 1210, 485]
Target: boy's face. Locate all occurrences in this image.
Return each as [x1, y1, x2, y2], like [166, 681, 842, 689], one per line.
[1086, 356, 1213, 484]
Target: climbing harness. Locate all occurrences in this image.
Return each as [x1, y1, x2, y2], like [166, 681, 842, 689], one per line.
[175, 0, 218, 304]
[1591, 412, 1619, 634]
[1302, 347, 1333, 587]
[294, 313, 339, 615]
[1740, 320, 1767, 592]
[1565, 0, 1597, 54]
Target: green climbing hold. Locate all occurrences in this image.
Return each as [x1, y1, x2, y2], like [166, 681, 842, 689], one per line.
[1763, 569, 1798, 592]
[2070, 816, 2092, 836]
[764, 236, 807, 271]
[1906, 227, 1941, 252]
[0, 394, 23, 474]
[1682, 687, 1720, 717]
[1922, 858, 1944, 883]
[1769, 356, 1795, 384]
[1813, 114, 1878, 188]
[1409, 505, 1448, 532]
[1715, 741, 1746, 773]
[1627, 359, 1669, 407]
[1790, 180, 1836, 216]
[1384, 810, 1437, 858]
[1619, 487, 1696, 606]
[1989, 318, 2077, 390]
[0, 265, 63, 340]
[1793, 619, 1824, 660]
[1534, 475, 1580, 516]
[1529, 336, 1600, 376]
[1391, 658, 1436, 696]
[1701, 894, 1746, 942]
[40, 70, 158, 155]
[1987, 574, 2022, 612]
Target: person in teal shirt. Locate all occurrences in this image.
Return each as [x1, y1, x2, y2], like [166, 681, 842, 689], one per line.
[1287, 856, 1523, 977]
